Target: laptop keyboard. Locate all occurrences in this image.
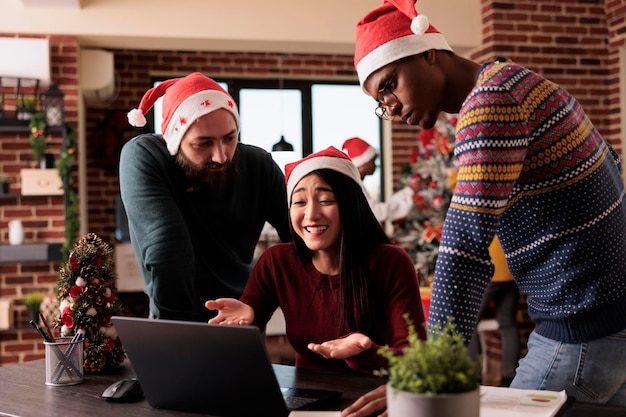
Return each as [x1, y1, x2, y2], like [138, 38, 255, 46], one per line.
[284, 395, 318, 410]
[280, 386, 342, 411]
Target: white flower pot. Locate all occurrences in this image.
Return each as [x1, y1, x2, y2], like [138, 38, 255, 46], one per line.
[386, 382, 480, 417]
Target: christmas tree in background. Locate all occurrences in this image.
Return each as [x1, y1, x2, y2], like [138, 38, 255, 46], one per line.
[55, 233, 126, 373]
[392, 113, 458, 287]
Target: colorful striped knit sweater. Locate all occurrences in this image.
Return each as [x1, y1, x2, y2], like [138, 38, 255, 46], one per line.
[429, 59, 626, 344]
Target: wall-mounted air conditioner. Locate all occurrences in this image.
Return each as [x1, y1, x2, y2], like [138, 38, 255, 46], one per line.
[81, 49, 117, 107]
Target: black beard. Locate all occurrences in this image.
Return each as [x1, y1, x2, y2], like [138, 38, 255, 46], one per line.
[176, 148, 239, 192]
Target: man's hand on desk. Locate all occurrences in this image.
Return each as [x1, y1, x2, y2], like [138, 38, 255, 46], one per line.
[341, 384, 387, 417]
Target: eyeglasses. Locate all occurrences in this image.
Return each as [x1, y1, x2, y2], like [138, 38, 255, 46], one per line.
[374, 61, 402, 120]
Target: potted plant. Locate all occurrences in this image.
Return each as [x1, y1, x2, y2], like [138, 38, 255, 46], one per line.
[0, 174, 10, 195]
[376, 315, 480, 417]
[23, 292, 44, 324]
[17, 96, 37, 121]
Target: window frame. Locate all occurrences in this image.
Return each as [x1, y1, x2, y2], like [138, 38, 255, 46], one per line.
[150, 76, 386, 199]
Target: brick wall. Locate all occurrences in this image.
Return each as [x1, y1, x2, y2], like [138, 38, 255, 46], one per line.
[0, 35, 79, 364]
[3, 0, 626, 365]
[471, 0, 612, 149]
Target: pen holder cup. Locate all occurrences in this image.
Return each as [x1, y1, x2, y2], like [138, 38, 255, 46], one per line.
[44, 337, 84, 386]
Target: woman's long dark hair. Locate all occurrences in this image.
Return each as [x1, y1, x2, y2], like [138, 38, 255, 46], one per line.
[290, 169, 390, 334]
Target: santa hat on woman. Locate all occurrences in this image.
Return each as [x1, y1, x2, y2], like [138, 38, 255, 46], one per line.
[127, 72, 240, 155]
[341, 137, 377, 168]
[284, 146, 362, 203]
[354, 0, 453, 88]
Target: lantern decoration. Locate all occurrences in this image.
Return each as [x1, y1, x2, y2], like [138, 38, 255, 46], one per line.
[43, 83, 65, 127]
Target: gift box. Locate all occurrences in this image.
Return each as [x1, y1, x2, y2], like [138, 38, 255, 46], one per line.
[20, 168, 63, 195]
[420, 286, 432, 323]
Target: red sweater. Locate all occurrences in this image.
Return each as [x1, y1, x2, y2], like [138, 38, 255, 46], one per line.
[241, 243, 426, 375]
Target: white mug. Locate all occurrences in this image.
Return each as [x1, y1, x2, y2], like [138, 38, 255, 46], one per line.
[8, 220, 24, 245]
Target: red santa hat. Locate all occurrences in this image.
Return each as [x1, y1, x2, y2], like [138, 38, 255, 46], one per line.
[341, 137, 377, 168]
[285, 146, 362, 202]
[127, 72, 240, 155]
[354, 0, 452, 88]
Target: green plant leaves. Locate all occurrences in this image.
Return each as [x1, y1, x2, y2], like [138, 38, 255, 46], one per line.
[376, 315, 479, 395]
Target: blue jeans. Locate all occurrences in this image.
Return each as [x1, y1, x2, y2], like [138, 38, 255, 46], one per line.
[510, 328, 626, 406]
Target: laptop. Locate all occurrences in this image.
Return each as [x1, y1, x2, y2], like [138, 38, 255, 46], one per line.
[112, 316, 342, 417]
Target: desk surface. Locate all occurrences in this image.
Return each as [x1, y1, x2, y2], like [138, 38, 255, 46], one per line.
[0, 359, 381, 417]
[1, 359, 625, 417]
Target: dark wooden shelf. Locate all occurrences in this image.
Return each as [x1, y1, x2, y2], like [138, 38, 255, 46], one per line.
[0, 243, 63, 264]
[0, 193, 64, 200]
[0, 121, 65, 133]
[0, 118, 30, 129]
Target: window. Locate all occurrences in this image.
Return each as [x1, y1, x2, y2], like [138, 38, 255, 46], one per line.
[238, 87, 303, 174]
[152, 78, 383, 200]
[311, 84, 382, 200]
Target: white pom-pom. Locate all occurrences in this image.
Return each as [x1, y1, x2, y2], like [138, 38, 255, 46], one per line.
[411, 15, 429, 35]
[75, 277, 86, 287]
[128, 108, 147, 127]
[59, 299, 70, 312]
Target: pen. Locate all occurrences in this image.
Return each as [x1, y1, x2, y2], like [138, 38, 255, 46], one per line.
[29, 319, 52, 342]
[31, 320, 80, 381]
[39, 312, 55, 341]
[51, 332, 83, 383]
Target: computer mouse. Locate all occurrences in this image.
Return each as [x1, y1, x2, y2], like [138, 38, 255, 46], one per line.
[102, 377, 144, 402]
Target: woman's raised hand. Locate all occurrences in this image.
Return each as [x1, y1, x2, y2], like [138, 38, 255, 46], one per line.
[205, 298, 254, 325]
[307, 332, 372, 359]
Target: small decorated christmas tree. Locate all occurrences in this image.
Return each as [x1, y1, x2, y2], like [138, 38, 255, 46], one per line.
[55, 233, 126, 373]
[392, 113, 458, 287]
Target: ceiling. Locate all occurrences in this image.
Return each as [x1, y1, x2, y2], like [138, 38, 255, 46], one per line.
[20, 0, 81, 8]
[8, 0, 481, 56]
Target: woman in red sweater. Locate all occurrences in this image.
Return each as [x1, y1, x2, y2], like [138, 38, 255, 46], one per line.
[206, 146, 425, 375]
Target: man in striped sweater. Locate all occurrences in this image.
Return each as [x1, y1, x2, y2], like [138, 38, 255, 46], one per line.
[342, 0, 626, 415]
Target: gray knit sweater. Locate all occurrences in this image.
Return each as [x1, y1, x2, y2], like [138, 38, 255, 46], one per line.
[119, 134, 291, 321]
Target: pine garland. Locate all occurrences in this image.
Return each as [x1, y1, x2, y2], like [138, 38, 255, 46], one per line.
[58, 125, 78, 261]
[29, 112, 46, 164]
[28, 113, 79, 261]
[55, 233, 126, 373]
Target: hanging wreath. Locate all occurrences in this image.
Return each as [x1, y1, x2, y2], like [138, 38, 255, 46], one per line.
[92, 109, 132, 172]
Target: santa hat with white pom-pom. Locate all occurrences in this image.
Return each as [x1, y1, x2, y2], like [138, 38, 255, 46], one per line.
[354, 0, 453, 88]
[127, 72, 240, 155]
